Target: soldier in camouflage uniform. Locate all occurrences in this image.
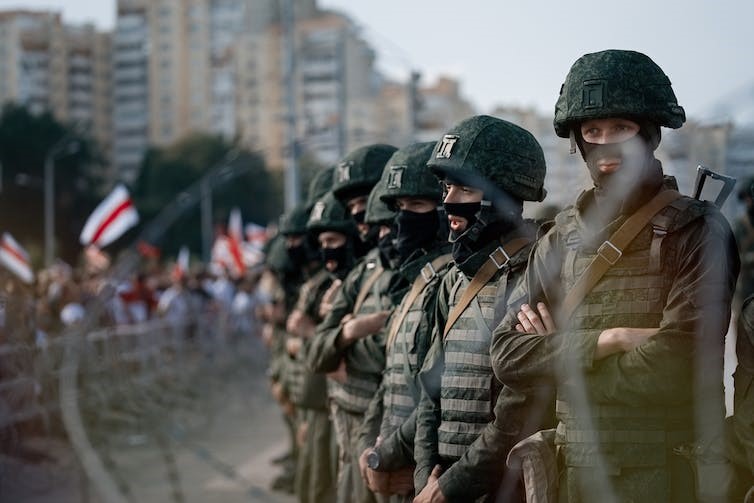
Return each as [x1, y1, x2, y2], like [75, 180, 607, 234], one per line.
[412, 115, 548, 503]
[352, 142, 452, 502]
[734, 178, 754, 310]
[259, 230, 301, 493]
[285, 189, 358, 503]
[306, 144, 404, 503]
[491, 49, 739, 502]
[728, 294, 754, 501]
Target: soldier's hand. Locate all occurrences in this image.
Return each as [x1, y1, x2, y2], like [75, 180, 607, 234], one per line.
[286, 310, 303, 335]
[271, 381, 285, 402]
[595, 327, 658, 360]
[515, 302, 556, 335]
[342, 311, 391, 342]
[413, 464, 445, 503]
[326, 359, 348, 383]
[296, 422, 308, 448]
[285, 336, 303, 357]
[319, 279, 342, 318]
[358, 448, 372, 486]
[388, 466, 415, 496]
[261, 323, 275, 347]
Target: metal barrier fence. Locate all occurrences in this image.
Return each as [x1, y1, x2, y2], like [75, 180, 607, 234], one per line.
[0, 313, 267, 502]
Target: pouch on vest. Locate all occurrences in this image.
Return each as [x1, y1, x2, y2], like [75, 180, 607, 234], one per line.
[674, 439, 735, 503]
[506, 428, 558, 503]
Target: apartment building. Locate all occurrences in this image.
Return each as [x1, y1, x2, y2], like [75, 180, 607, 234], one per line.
[0, 10, 112, 171]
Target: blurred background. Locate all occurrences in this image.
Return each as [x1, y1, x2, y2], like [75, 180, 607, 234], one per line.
[0, 0, 752, 501]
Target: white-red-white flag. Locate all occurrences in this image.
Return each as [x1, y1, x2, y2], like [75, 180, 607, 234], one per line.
[172, 245, 190, 280]
[226, 208, 245, 276]
[0, 232, 34, 284]
[80, 184, 139, 247]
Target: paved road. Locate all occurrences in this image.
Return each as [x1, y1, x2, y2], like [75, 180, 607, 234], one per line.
[1, 341, 295, 503]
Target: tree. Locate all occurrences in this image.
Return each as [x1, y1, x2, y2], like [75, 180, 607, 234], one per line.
[130, 133, 283, 259]
[0, 104, 105, 266]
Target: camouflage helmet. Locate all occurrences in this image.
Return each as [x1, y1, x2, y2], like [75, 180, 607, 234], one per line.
[304, 166, 335, 210]
[554, 49, 686, 138]
[428, 115, 547, 202]
[306, 191, 356, 236]
[331, 144, 398, 203]
[365, 171, 396, 225]
[278, 204, 310, 236]
[264, 233, 293, 275]
[379, 142, 442, 206]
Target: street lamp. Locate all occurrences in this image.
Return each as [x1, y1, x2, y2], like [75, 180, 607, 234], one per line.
[44, 139, 79, 267]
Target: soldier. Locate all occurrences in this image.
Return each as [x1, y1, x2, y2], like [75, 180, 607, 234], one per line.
[412, 115, 548, 503]
[258, 231, 299, 493]
[491, 49, 739, 502]
[286, 190, 358, 503]
[734, 178, 754, 310]
[728, 294, 754, 501]
[306, 144, 402, 503]
[356, 142, 453, 502]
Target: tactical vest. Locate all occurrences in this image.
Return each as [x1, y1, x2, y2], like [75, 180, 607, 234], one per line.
[438, 245, 529, 460]
[328, 257, 395, 414]
[381, 257, 450, 438]
[288, 270, 332, 408]
[553, 195, 716, 470]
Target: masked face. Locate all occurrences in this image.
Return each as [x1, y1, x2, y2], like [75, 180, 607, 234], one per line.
[318, 231, 350, 277]
[396, 210, 438, 260]
[441, 182, 484, 235]
[578, 118, 662, 215]
[346, 195, 369, 239]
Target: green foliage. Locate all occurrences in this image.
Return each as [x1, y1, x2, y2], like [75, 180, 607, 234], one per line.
[131, 133, 283, 258]
[0, 103, 105, 266]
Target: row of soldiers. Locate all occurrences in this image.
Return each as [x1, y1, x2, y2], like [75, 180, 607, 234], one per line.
[257, 49, 753, 502]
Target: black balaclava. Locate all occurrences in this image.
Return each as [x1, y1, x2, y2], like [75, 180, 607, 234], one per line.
[394, 209, 440, 264]
[377, 226, 398, 267]
[354, 223, 378, 259]
[576, 121, 664, 218]
[320, 245, 352, 280]
[444, 195, 523, 266]
[286, 242, 308, 268]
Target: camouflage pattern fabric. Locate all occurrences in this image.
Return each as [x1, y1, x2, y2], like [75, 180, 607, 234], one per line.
[553, 49, 685, 138]
[427, 115, 546, 202]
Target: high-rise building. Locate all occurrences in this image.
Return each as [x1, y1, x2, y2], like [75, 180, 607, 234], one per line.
[0, 10, 112, 172]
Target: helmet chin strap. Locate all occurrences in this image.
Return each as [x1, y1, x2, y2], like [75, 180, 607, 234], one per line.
[449, 200, 493, 245]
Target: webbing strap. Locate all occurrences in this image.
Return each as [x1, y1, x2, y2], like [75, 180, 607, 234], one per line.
[387, 254, 453, 348]
[443, 237, 531, 338]
[557, 190, 682, 324]
[353, 263, 384, 314]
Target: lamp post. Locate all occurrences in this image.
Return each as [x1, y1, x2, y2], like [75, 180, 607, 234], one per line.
[44, 139, 79, 267]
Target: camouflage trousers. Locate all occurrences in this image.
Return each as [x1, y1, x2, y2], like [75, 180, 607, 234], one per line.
[330, 402, 376, 503]
[725, 368, 754, 500]
[295, 408, 338, 503]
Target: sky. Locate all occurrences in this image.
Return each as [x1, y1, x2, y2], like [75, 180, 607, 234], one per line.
[2, 0, 754, 121]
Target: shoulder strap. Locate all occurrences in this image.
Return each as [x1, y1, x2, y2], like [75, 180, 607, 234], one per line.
[353, 262, 384, 314]
[443, 237, 531, 338]
[387, 254, 452, 348]
[557, 189, 682, 323]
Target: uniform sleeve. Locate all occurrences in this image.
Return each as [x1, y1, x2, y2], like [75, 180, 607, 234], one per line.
[584, 216, 739, 405]
[490, 230, 565, 388]
[374, 409, 417, 471]
[413, 273, 452, 490]
[305, 266, 361, 373]
[357, 381, 386, 454]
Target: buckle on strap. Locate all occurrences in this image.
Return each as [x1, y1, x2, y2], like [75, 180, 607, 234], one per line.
[420, 262, 437, 282]
[489, 246, 511, 269]
[597, 240, 622, 265]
